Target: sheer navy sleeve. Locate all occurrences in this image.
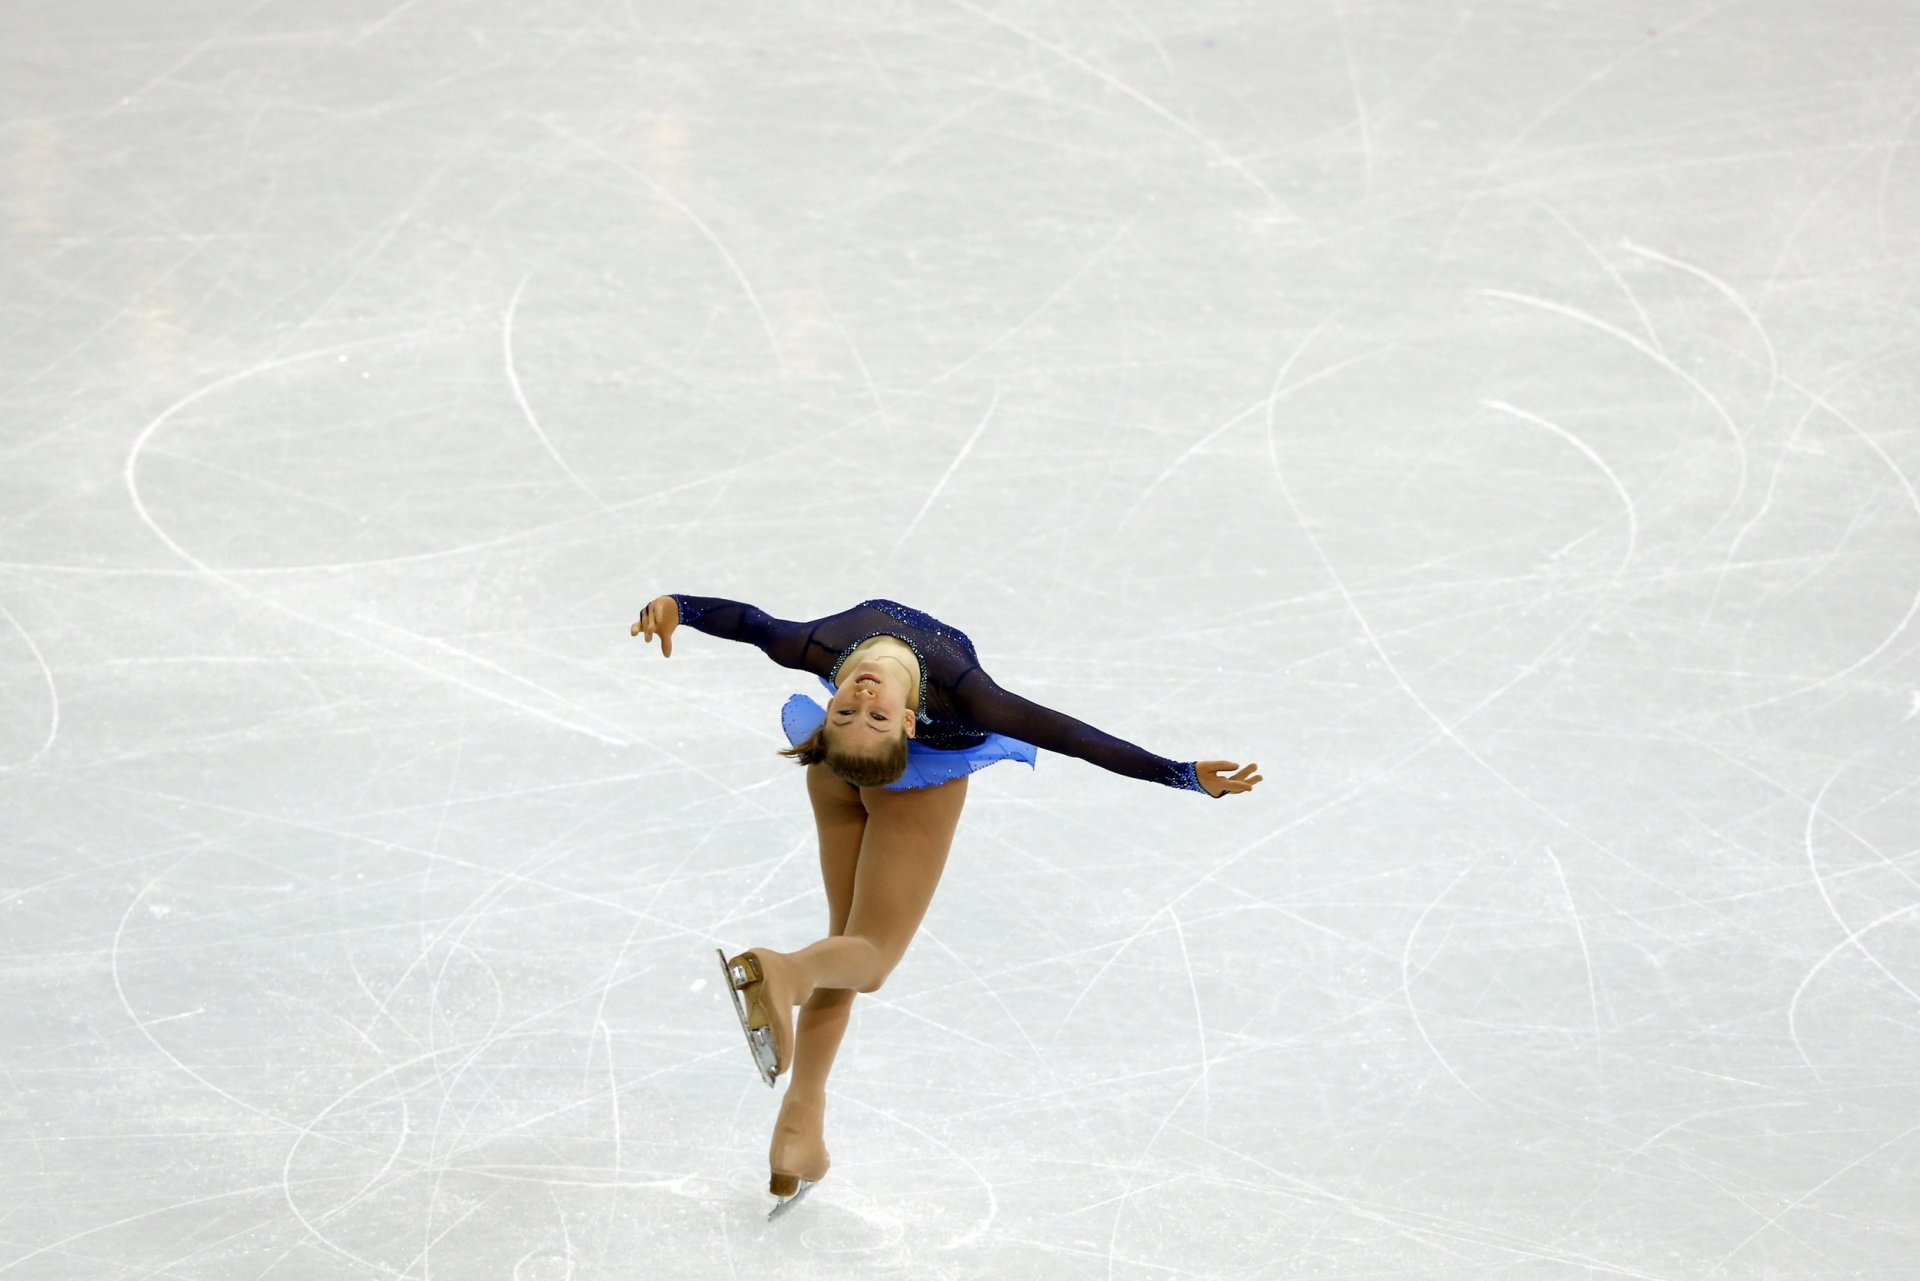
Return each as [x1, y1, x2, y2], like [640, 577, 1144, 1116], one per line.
[952, 670, 1204, 793]
[665, 593, 1210, 795]
[668, 595, 819, 673]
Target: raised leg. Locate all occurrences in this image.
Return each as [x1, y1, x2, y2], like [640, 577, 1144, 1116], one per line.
[785, 773, 969, 994]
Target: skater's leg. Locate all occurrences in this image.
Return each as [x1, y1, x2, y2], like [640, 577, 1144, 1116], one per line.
[764, 765, 866, 1195]
[785, 765, 864, 1105]
[733, 775, 969, 1076]
[785, 774, 969, 993]
[759, 774, 969, 1201]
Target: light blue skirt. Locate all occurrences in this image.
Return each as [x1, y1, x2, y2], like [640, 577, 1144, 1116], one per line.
[781, 682, 1037, 791]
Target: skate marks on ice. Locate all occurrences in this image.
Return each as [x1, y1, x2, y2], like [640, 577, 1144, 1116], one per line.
[4, 0, 1920, 1278]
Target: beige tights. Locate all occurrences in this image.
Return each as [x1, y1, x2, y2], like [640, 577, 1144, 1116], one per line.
[778, 765, 969, 1104]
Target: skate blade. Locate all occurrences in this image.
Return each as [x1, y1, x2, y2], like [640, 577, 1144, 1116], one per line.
[767, 1179, 817, 1222]
[716, 947, 776, 1088]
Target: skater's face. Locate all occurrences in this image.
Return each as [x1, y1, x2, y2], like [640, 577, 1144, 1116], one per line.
[825, 658, 916, 755]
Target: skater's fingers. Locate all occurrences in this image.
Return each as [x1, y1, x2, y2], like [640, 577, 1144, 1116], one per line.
[661, 631, 672, 658]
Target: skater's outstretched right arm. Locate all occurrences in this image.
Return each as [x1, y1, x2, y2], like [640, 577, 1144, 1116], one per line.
[630, 593, 815, 671]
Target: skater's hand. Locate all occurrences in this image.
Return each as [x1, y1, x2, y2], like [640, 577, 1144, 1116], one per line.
[630, 595, 679, 656]
[1197, 760, 1261, 798]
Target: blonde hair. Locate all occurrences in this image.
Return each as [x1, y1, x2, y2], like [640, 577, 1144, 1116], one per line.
[778, 723, 910, 788]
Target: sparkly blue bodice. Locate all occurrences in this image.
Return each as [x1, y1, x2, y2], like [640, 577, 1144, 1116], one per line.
[669, 594, 1205, 793]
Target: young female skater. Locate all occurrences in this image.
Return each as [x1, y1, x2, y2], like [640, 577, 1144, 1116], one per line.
[630, 593, 1260, 1213]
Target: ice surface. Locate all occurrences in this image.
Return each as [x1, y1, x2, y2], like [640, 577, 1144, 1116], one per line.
[3, 1, 1919, 1277]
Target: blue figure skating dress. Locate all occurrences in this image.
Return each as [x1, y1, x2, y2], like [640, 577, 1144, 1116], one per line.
[669, 595, 1207, 794]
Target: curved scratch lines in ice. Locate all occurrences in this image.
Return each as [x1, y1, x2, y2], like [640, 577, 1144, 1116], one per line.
[348, 0, 428, 46]
[1801, 757, 1920, 1011]
[838, 1091, 998, 1249]
[0, 1182, 297, 1279]
[280, 981, 703, 1270]
[822, 292, 896, 450]
[1261, 339, 1643, 1095]
[1260, 333, 1604, 876]
[49, 0, 279, 146]
[1169, 543, 1647, 913]
[154, 403, 846, 579]
[281, 1038, 479, 1276]
[370, 808, 588, 1060]
[1046, 904, 1174, 1058]
[1534, 203, 1664, 352]
[1875, 88, 1920, 247]
[1704, 1121, 1920, 1276]
[1399, 854, 1496, 1107]
[1167, 906, 1210, 1127]
[1618, 238, 1788, 630]
[584, 912, 654, 1102]
[249, 1006, 415, 1274]
[346, 618, 636, 745]
[1493, 0, 1750, 160]
[504, 275, 606, 509]
[1102, 1053, 1214, 1281]
[918, 217, 1137, 393]
[885, 384, 999, 566]
[1713, 377, 1920, 717]
[124, 334, 406, 575]
[864, 990, 1032, 1066]
[1259, 335, 1526, 777]
[547, 125, 787, 375]
[1711, 397, 1809, 641]
[1332, 0, 1374, 196]
[1118, 397, 1267, 533]
[944, 0, 1290, 221]
[110, 854, 307, 1134]
[1619, 240, 1778, 394]
[1183, 1123, 1676, 1278]
[1476, 288, 1750, 529]
[1188, 515, 1715, 929]
[917, 925, 1044, 1065]
[1114, 313, 1393, 533]
[1543, 844, 1603, 1074]
[123, 338, 636, 747]
[1090, 912, 1235, 1274]
[1482, 399, 1639, 576]
[382, 791, 738, 1175]
[359, 618, 635, 746]
[0, 602, 58, 770]
[1754, 108, 1910, 314]
[1787, 899, 1920, 1076]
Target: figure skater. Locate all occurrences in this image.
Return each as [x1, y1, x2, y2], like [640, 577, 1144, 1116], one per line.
[630, 594, 1260, 1214]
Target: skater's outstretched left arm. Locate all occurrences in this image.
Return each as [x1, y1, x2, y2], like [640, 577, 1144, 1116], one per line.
[952, 670, 1261, 798]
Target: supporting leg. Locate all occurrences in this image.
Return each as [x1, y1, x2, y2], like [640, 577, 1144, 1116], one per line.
[758, 770, 971, 1202]
[784, 765, 866, 1104]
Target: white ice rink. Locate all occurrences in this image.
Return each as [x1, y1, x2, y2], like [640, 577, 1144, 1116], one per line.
[4, 1, 1919, 1277]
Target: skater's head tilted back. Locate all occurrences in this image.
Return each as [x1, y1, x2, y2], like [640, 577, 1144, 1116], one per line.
[778, 652, 917, 788]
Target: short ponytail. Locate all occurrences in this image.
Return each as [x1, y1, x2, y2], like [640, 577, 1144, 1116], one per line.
[777, 724, 909, 788]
